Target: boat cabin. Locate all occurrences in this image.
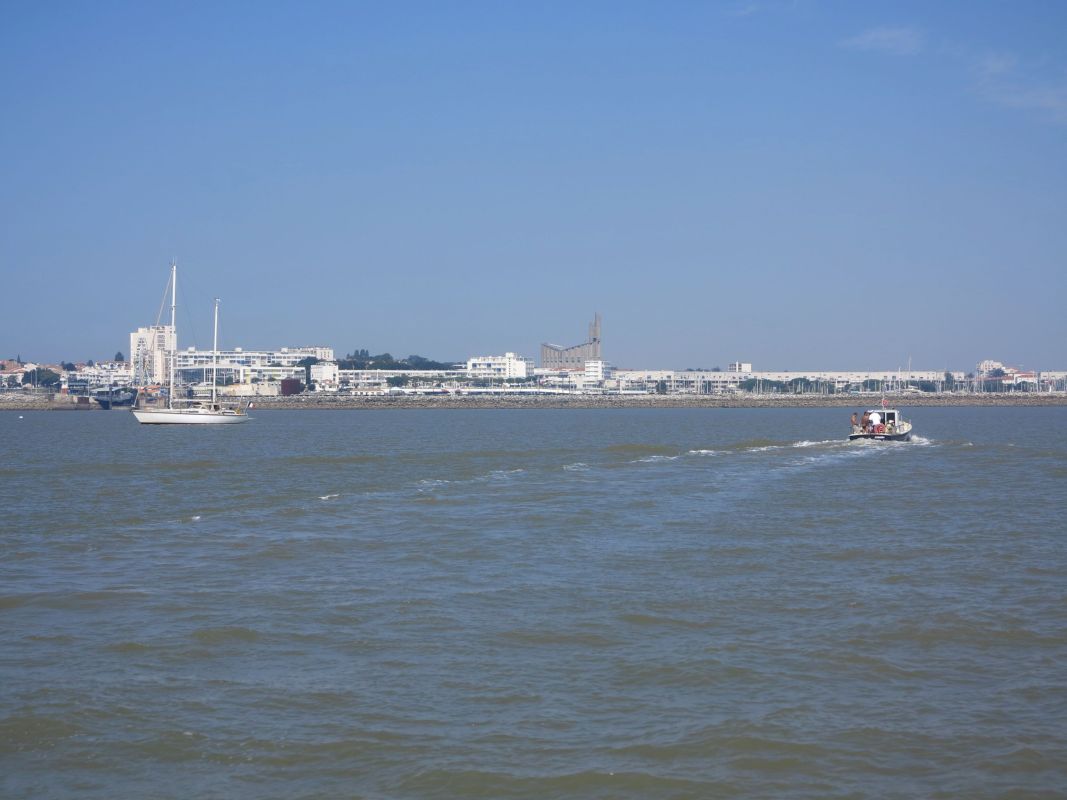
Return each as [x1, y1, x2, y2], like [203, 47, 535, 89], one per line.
[850, 406, 912, 441]
[868, 408, 900, 426]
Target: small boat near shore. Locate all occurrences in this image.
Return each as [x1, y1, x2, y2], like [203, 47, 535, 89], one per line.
[849, 407, 912, 442]
[91, 386, 136, 409]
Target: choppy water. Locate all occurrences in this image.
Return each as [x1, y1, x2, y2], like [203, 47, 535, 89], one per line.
[2, 406, 1066, 798]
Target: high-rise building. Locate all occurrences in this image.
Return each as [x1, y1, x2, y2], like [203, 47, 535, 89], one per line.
[130, 325, 176, 384]
[541, 313, 602, 370]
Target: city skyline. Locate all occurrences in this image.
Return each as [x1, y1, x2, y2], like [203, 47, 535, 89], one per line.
[3, 3, 1065, 368]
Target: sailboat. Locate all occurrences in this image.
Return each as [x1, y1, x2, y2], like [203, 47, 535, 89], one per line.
[131, 264, 250, 424]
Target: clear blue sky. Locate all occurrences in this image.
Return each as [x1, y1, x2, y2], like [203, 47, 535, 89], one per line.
[2, 1, 1065, 370]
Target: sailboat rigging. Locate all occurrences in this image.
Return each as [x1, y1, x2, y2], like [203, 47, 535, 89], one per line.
[131, 264, 250, 424]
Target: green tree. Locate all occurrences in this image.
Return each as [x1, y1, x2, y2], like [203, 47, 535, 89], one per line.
[655, 380, 668, 395]
[24, 368, 61, 387]
[339, 349, 456, 371]
[387, 375, 410, 388]
[296, 357, 320, 385]
[115, 351, 125, 362]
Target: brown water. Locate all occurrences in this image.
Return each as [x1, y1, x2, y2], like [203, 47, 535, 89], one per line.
[2, 406, 1065, 798]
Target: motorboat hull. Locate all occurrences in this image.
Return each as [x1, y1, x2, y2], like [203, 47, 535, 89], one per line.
[92, 390, 136, 409]
[848, 431, 911, 442]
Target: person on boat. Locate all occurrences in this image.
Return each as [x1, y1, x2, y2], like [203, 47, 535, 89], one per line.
[851, 412, 860, 434]
[860, 410, 870, 432]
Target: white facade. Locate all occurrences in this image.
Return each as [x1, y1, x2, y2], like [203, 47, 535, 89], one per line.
[176, 346, 335, 370]
[130, 325, 176, 384]
[728, 362, 753, 373]
[338, 368, 465, 392]
[583, 360, 614, 385]
[310, 361, 340, 389]
[614, 368, 967, 394]
[70, 361, 134, 385]
[174, 346, 336, 385]
[466, 352, 533, 380]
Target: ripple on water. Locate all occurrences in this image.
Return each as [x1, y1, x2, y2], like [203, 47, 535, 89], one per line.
[190, 626, 262, 645]
[3, 406, 1066, 798]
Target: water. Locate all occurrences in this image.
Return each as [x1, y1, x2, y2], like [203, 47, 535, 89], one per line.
[2, 406, 1066, 798]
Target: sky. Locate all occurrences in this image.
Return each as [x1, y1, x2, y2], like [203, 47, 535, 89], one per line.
[2, 1, 1065, 370]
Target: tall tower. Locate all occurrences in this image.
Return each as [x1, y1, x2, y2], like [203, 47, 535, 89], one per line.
[589, 313, 602, 359]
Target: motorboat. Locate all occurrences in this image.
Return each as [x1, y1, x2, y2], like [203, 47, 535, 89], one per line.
[91, 386, 136, 409]
[849, 407, 911, 442]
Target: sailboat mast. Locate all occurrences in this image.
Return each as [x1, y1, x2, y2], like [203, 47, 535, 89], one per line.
[169, 263, 177, 410]
[212, 298, 220, 405]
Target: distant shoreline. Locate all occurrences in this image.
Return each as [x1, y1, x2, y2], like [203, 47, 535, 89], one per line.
[5, 392, 1067, 412]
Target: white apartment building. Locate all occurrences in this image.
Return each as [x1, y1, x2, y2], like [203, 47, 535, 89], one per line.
[173, 346, 336, 385]
[615, 369, 967, 394]
[728, 362, 753, 373]
[338, 367, 465, 392]
[466, 352, 534, 381]
[310, 361, 340, 390]
[130, 325, 176, 384]
[583, 360, 615, 385]
[68, 361, 134, 386]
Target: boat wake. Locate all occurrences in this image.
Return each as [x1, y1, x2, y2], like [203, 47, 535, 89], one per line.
[631, 454, 681, 463]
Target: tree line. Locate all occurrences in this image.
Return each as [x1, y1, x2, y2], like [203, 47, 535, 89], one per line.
[336, 350, 458, 371]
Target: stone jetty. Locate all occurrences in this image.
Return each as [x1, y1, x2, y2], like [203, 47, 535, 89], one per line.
[241, 393, 1067, 410]
[2, 391, 1065, 412]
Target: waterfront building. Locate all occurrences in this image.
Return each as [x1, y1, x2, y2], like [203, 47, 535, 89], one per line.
[582, 360, 615, 386]
[130, 325, 175, 384]
[173, 345, 336, 386]
[541, 314, 602, 370]
[310, 361, 340, 390]
[466, 352, 534, 381]
[339, 367, 466, 394]
[614, 369, 968, 394]
[728, 362, 753, 373]
[72, 361, 133, 384]
[1, 360, 34, 388]
[64, 361, 134, 394]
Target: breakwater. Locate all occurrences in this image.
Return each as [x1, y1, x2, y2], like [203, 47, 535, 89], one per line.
[4, 391, 1065, 412]
[243, 392, 1067, 410]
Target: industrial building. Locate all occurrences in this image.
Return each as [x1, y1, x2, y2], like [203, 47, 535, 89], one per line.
[541, 314, 602, 370]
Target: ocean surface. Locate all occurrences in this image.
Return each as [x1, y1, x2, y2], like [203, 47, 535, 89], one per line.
[2, 406, 1066, 799]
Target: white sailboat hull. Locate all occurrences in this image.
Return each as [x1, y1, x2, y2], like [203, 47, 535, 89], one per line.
[130, 265, 251, 426]
[131, 407, 248, 424]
